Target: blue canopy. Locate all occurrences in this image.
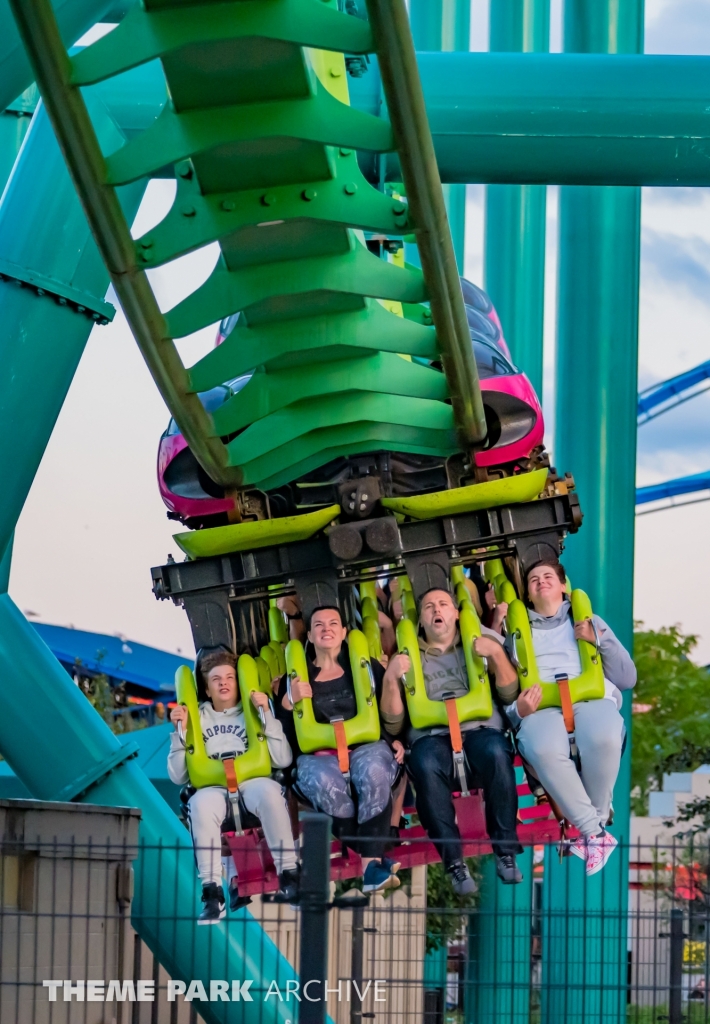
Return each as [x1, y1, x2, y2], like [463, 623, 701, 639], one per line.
[31, 622, 192, 696]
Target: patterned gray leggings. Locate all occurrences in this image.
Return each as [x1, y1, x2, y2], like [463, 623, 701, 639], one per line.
[295, 739, 398, 823]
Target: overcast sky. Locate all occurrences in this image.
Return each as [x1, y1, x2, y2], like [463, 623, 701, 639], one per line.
[9, 0, 710, 661]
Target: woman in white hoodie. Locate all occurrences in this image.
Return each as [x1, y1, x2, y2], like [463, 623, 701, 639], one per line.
[168, 648, 298, 924]
[500, 560, 636, 877]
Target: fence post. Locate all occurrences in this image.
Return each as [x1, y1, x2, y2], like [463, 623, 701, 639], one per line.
[350, 903, 364, 1024]
[669, 907, 684, 1024]
[299, 813, 331, 1024]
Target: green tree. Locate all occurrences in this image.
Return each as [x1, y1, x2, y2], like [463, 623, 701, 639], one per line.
[632, 624, 710, 814]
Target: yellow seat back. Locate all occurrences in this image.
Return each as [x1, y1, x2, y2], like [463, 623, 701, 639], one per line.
[360, 582, 383, 661]
[285, 631, 380, 753]
[506, 589, 605, 707]
[174, 656, 272, 789]
[396, 597, 493, 729]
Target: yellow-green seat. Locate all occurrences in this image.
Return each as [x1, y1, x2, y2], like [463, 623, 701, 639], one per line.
[175, 657, 272, 789]
[359, 582, 383, 661]
[396, 605, 493, 730]
[506, 589, 605, 707]
[285, 630, 380, 752]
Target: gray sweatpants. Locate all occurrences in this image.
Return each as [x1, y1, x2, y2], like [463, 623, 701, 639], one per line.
[187, 778, 297, 885]
[516, 700, 624, 838]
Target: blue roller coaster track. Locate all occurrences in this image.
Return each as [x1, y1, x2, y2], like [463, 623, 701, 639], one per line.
[637, 360, 710, 425]
[635, 361, 710, 514]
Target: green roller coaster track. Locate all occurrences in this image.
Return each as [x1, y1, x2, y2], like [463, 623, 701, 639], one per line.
[11, 0, 488, 503]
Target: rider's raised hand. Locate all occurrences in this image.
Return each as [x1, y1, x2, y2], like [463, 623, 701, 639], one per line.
[574, 619, 597, 645]
[387, 653, 412, 681]
[517, 683, 542, 718]
[289, 677, 312, 703]
[169, 705, 188, 730]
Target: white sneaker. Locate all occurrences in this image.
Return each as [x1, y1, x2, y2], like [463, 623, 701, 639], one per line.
[585, 831, 618, 876]
[566, 835, 589, 861]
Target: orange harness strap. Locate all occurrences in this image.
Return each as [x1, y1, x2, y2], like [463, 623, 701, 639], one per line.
[445, 698, 469, 797]
[332, 720, 350, 776]
[558, 678, 575, 734]
[223, 758, 238, 795]
[445, 699, 463, 754]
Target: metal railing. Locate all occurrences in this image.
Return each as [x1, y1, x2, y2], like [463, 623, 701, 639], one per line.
[2, 826, 710, 1023]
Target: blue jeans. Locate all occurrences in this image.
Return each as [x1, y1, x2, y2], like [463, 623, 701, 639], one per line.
[407, 728, 521, 867]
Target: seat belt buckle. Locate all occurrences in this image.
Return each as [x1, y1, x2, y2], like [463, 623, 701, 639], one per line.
[220, 753, 244, 835]
[452, 749, 469, 798]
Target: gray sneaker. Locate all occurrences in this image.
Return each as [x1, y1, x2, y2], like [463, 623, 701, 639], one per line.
[495, 854, 523, 884]
[447, 861, 477, 896]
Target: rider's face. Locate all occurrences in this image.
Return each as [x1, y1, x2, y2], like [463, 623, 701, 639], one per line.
[527, 566, 566, 608]
[205, 665, 238, 708]
[308, 609, 347, 654]
[419, 590, 459, 644]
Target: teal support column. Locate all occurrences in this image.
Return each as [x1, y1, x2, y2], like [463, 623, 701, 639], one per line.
[0, 100, 143, 556]
[544, 1, 643, 1020]
[466, 771, 533, 1023]
[409, 0, 469, 272]
[0, 0, 124, 110]
[0, 535, 12, 594]
[472, 8, 549, 1019]
[485, 1, 549, 394]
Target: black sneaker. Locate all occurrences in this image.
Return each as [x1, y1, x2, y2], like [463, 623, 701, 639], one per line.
[228, 878, 252, 912]
[272, 867, 300, 905]
[446, 861, 477, 896]
[495, 854, 523, 885]
[198, 882, 225, 925]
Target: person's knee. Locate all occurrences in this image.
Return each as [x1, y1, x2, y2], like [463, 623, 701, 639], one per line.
[582, 729, 622, 765]
[408, 740, 446, 780]
[242, 778, 283, 816]
[482, 735, 513, 771]
[188, 789, 225, 827]
[518, 719, 568, 767]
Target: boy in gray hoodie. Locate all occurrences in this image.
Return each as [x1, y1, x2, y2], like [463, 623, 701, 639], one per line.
[169, 649, 297, 923]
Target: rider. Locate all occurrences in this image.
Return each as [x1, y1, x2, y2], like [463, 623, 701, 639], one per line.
[502, 560, 636, 876]
[381, 587, 523, 895]
[278, 605, 405, 893]
[169, 648, 298, 923]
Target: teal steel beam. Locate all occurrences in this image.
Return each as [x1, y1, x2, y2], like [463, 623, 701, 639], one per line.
[409, 0, 469, 272]
[349, 51, 710, 186]
[83, 51, 710, 188]
[0, 101, 144, 558]
[0, 0, 126, 111]
[485, 0, 549, 395]
[544, 1, 643, 1021]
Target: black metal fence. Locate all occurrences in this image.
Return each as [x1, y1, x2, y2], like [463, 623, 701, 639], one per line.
[2, 823, 710, 1023]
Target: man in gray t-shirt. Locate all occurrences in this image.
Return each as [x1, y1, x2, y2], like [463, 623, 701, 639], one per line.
[381, 588, 522, 894]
